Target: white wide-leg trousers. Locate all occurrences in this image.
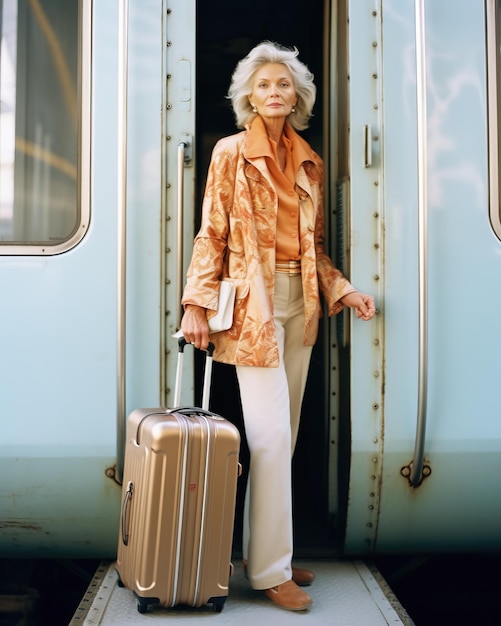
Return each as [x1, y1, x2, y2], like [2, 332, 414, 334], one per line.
[236, 273, 313, 590]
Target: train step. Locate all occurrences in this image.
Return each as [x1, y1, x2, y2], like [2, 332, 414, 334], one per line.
[69, 559, 413, 625]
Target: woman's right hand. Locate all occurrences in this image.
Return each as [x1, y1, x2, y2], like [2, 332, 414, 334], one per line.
[181, 305, 210, 350]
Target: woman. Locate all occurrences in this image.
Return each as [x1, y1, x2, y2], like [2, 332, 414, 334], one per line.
[181, 41, 375, 611]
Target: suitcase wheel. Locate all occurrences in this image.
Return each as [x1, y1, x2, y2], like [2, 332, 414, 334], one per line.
[116, 577, 125, 588]
[134, 593, 159, 614]
[137, 600, 148, 614]
[211, 597, 226, 613]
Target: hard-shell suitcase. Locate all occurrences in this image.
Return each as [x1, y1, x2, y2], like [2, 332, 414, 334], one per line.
[116, 338, 241, 614]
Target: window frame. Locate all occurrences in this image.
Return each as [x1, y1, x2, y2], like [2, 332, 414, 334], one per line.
[0, 0, 91, 256]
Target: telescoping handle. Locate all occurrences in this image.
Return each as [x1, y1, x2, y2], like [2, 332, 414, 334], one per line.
[174, 337, 215, 411]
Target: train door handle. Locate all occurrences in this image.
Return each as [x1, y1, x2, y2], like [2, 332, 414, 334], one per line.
[364, 124, 372, 167]
[176, 136, 192, 330]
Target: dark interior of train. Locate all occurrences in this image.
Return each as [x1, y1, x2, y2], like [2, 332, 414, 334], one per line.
[194, 0, 341, 557]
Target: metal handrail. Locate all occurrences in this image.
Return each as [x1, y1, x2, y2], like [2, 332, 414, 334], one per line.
[410, 0, 429, 487]
[116, 0, 129, 483]
[486, 0, 501, 241]
[176, 141, 187, 330]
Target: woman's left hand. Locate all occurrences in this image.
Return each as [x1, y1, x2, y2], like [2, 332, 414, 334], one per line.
[341, 292, 376, 321]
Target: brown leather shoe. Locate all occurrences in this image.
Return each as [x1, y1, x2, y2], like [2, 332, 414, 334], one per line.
[242, 560, 315, 587]
[264, 580, 312, 611]
[290, 565, 315, 586]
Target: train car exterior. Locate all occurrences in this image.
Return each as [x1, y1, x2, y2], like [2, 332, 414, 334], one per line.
[344, 0, 501, 554]
[0, 0, 500, 561]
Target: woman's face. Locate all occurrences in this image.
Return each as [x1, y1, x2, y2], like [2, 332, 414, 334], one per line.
[249, 63, 297, 121]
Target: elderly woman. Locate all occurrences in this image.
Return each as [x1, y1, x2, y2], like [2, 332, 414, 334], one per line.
[181, 41, 375, 611]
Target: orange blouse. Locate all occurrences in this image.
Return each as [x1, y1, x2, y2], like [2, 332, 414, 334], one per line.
[244, 116, 315, 262]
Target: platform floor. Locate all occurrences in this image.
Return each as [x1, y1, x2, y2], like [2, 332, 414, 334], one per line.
[70, 559, 414, 625]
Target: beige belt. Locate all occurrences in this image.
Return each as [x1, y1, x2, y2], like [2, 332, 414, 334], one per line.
[275, 260, 301, 275]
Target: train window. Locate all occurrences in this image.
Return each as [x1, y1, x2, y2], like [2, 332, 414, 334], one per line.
[0, 0, 90, 254]
[487, 0, 501, 241]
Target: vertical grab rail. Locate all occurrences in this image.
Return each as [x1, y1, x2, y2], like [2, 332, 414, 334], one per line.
[410, 0, 429, 487]
[176, 141, 187, 330]
[116, 0, 129, 483]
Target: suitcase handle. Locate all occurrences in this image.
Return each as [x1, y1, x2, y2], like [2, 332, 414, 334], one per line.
[172, 407, 217, 419]
[175, 337, 215, 410]
[121, 481, 133, 546]
[177, 336, 215, 357]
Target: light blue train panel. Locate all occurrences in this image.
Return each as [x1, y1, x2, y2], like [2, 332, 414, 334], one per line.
[345, 0, 501, 554]
[0, 0, 165, 557]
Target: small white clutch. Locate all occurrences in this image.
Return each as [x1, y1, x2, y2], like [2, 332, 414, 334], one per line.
[208, 280, 236, 333]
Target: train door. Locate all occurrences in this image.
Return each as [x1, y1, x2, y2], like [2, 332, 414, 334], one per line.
[167, 0, 345, 555]
[343, 0, 501, 554]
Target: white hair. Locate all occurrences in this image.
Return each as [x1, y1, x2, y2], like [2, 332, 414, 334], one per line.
[227, 41, 316, 131]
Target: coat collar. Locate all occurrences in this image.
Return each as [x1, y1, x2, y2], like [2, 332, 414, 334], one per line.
[244, 117, 316, 167]
[242, 117, 320, 186]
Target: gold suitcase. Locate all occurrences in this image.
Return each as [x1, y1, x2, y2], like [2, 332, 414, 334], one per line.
[116, 339, 240, 614]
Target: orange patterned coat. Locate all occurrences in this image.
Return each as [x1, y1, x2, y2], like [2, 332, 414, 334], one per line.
[181, 123, 356, 367]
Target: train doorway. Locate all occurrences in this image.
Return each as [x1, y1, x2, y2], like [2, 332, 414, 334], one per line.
[193, 0, 344, 556]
